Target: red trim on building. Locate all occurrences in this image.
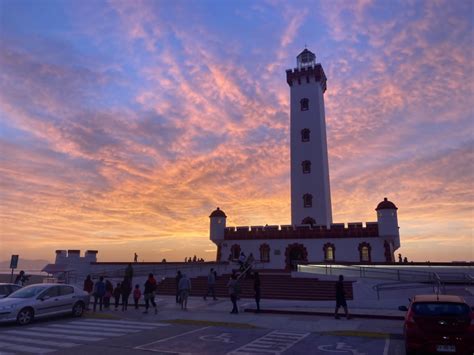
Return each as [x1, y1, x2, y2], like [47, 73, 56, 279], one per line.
[286, 65, 327, 92]
[259, 243, 271, 263]
[230, 244, 241, 260]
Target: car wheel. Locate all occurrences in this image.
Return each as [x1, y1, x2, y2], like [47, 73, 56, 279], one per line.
[72, 302, 85, 317]
[17, 308, 34, 325]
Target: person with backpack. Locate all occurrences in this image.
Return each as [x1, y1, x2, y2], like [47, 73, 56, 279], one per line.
[133, 284, 141, 309]
[83, 275, 93, 294]
[93, 276, 106, 312]
[227, 274, 239, 314]
[178, 274, 191, 310]
[143, 273, 157, 314]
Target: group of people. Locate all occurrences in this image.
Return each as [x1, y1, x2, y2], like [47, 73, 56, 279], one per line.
[184, 256, 205, 263]
[83, 275, 136, 312]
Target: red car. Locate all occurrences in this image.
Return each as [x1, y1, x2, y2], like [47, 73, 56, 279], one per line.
[399, 294, 474, 355]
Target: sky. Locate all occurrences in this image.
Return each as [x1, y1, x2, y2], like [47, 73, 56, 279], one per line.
[0, 0, 472, 264]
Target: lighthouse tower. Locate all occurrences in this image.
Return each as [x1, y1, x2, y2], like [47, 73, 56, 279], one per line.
[286, 49, 332, 227]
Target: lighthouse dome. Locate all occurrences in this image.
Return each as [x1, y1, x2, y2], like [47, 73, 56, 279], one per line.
[209, 207, 227, 218]
[375, 197, 398, 211]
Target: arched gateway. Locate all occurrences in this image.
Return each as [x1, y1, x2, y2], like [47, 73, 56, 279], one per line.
[285, 243, 308, 271]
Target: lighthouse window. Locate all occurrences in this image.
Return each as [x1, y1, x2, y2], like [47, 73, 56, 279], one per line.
[260, 244, 270, 262]
[301, 129, 310, 142]
[300, 98, 309, 111]
[302, 160, 311, 174]
[303, 194, 312, 208]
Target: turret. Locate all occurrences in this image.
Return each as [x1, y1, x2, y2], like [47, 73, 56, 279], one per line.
[376, 197, 400, 249]
[209, 207, 227, 243]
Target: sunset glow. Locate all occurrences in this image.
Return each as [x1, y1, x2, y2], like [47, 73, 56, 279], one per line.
[0, 0, 472, 263]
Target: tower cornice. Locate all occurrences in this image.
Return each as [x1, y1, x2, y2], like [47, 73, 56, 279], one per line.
[286, 64, 327, 92]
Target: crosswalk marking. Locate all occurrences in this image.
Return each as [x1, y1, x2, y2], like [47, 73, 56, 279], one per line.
[30, 326, 127, 337]
[0, 340, 54, 354]
[72, 320, 158, 330]
[81, 318, 167, 326]
[47, 323, 139, 333]
[0, 335, 78, 348]
[4, 329, 105, 342]
[227, 330, 310, 355]
[0, 318, 165, 354]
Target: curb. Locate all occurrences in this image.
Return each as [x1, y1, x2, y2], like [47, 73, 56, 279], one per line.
[243, 308, 405, 321]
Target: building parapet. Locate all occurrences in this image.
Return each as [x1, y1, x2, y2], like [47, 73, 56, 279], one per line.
[286, 64, 327, 91]
[224, 222, 379, 240]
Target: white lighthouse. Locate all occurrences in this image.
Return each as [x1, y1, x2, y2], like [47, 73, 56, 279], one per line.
[286, 49, 332, 227]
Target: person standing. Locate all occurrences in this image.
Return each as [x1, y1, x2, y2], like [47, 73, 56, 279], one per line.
[133, 284, 141, 310]
[334, 275, 350, 319]
[121, 278, 132, 311]
[83, 275, 93, 294]
[175, 270, 182, 304]
[125, 263, 134, 284]
[203, 268, 217, 301]
[227, 274, 239, 314]
[143, 273, 157, 314]
[93, 276, 106, 312]
[254, 271, 261, 313]
[113, 282, 122, 311]
[178, 274, 191, 310]
[134, 253, 138, 263]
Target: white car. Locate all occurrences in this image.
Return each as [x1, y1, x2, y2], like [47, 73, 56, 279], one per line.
[0, 283, 90, 325]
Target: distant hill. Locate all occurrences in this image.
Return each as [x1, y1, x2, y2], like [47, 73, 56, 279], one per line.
[0, 258, 50, 271]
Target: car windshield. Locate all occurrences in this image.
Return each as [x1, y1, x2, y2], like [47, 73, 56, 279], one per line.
[413, 302, 470, 316]
[9, 285, 48, 298]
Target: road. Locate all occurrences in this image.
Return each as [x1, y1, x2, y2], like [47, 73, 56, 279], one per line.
[0, 314, 405, 355]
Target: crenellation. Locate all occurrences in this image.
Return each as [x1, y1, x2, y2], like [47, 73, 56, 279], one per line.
[224, 222, 379, 240]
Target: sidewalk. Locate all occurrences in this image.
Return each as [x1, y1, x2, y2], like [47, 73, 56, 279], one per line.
[87, 295, 405, 337]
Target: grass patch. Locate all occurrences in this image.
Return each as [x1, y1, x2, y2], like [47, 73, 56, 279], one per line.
[84, 311, 121, 320]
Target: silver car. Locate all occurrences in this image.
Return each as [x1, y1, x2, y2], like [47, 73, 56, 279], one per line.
[0, 283, 90, 325]
[0, 283, 22, 298]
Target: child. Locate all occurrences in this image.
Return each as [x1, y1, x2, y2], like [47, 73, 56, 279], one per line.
[133, 284, 141, 310]
[113, 282, 121, 311]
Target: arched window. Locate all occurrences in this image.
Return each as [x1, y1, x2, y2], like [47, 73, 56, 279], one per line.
[358, 242, 372, 263]
[323, 243, 335, 261]
[301, 216, 316, 226]
[230, 244, 241, 260]
[301, 129, 310, 142]
[303, 194, 312, 208]
[302, 160, 311, 174]
[259, 243, 270, 263]
[300, 98, 309, 111]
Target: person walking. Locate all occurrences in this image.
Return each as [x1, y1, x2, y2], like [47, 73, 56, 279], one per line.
[83, 275, 93, 294]
[93, 276, 106, 312]
[178, 274, 191, 310]
[143, 273, 158, 314]
[175, 270, 182, 304]
[113, 282, 122, 311]
[133, 284, 141, 310]
[203, 268, 217, 301]
[254, 271, 261, 313]
[14, 271, 29, 286]
[334, 275, 350, 319]
[104, 279, 113, 309]
[227, 274, 239, 314]
[121, 278, 132, 311]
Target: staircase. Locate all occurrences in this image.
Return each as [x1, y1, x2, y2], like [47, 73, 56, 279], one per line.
[156, 273, 353, 301]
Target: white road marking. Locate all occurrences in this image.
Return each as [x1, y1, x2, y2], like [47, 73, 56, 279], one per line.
[0, 335, 78, 348]
[72, 320, 157, 330]
[135, 326, 211, 350]
[0, 340, 55, 354]
[49, 323, 141, 333]
[38, 326, 127, 337]
[227, 330, 310, 355]
[4, 329, 105, 342]
[81, 318, 167, 326]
